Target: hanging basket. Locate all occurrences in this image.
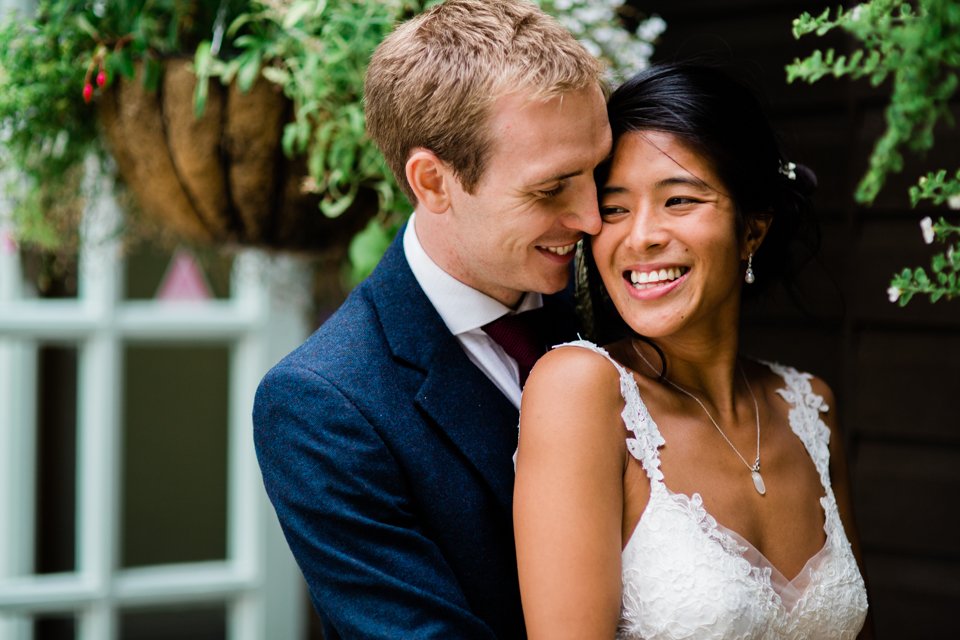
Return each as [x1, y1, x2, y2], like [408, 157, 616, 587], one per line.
[97, 59, 377, 252]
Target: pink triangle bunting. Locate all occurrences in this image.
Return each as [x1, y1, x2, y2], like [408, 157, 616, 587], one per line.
[156, 248, 213, 301]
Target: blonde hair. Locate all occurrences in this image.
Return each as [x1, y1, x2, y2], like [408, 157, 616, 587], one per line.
[365, 0, 605, 204]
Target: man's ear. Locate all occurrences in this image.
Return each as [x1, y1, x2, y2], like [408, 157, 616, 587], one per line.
[742, 212, 773, 258]
[406, 149, 452, 213]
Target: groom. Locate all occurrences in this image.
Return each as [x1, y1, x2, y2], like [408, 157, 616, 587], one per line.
[253, 1, 611, 637]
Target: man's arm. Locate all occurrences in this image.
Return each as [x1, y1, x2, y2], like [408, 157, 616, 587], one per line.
[254, 364, 498, 639]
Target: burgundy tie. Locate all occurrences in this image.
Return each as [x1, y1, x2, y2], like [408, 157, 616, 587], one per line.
[482, 308, 547, 387]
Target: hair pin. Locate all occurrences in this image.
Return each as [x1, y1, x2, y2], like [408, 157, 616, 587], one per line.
[779, 160, 797, 180]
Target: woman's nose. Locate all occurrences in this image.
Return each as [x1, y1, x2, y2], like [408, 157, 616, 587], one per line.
[625, 207, 669, 251]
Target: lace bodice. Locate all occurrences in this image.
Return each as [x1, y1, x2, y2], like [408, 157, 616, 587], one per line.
[561, 340, 868, 640]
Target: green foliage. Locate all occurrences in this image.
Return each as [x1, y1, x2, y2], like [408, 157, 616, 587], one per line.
[0, 1, 95, 247]
[194, 0, 442, 283]
[0, 0, 239, 248]
[2, 0, 662, 285]
[788, 0, 960, 204]
[348, 217, 403, 283]
[888, 217, 960, 305]
[787, 0, 960, 305]
[195, 1, 433, 222]
[910, 169, 960, 207]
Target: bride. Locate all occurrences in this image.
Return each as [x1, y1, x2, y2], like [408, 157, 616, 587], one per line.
[513, 63, 871, 639]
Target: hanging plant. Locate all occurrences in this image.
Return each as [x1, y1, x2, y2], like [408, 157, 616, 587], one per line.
[787, 0, 960, 304]
[0, 0, 664, 280]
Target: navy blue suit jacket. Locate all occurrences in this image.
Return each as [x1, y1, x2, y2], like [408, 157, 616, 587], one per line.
[253, 232, 575, 638]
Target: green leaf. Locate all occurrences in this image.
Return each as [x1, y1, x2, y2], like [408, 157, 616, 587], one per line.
[193, 41, 213, 77]
[283, 0, 315, 29]
[236, 51, 263, 93]
[932, 253, 947, 272]
[142, 57, 161, 92]
[348, 218, 393, 283]
[194, 79, 209, 117]
[116, 48, 135, 80]
[74, 15, 99, 40]
[261, 65, 292, 86]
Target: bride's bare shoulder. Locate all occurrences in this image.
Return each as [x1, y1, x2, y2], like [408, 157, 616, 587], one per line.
[526, 341, 623, 396]
[519, 341, 627, 445]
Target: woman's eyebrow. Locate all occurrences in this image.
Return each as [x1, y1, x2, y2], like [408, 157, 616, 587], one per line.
[654, 176, 712, 190]
[601, 184, 629, 196]
[601, 175, 712, 196]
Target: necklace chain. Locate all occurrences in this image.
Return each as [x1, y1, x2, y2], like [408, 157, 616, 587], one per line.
[630, 341, 761, 474]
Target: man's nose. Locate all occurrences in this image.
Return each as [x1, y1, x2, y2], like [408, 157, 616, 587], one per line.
[563, 182, 603, 235]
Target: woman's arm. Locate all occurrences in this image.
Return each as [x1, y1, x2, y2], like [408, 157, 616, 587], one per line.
[514, 346, 628, 639]
[811, 377, 875, 640]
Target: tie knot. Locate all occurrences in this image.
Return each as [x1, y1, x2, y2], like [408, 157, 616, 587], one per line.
[482, 308, 546, 387]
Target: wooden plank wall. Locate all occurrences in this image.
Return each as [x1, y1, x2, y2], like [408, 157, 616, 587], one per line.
[634, 0, 959, 636]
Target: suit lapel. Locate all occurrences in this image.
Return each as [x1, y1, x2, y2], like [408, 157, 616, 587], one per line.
[367, 233, 519, 511]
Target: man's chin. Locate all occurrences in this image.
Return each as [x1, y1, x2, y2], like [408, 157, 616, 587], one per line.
[528, 274, 571, 296]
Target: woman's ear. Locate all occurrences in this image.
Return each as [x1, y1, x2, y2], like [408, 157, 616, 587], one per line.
[406, 149, 451, 213]
[742, 212, 773, 258]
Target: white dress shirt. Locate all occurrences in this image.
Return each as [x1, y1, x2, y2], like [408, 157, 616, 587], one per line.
[403, 214, 542, 409]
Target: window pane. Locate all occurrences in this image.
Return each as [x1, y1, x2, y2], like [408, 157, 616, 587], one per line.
[20, 248, 80, 299]
[36, 345, 78, 574]
[120, 345, 229, 567]
[34, 614, 77, 640]
[119, 605, 225, 640]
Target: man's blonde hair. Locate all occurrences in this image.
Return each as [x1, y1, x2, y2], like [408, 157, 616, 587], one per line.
[365, 0, 605, 204]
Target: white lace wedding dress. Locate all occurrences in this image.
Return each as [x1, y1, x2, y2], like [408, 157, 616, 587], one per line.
[559, 341, 868, 640]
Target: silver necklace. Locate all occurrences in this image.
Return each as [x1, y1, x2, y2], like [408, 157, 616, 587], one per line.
[631, 341, 766, 495]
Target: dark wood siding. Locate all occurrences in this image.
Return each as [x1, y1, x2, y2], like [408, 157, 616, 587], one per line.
[634, 1, 959, 636]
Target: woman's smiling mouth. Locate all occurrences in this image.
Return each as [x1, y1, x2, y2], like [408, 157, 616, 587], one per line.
[624, 266, 690, 291]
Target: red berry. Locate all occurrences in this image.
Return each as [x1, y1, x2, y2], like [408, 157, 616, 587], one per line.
[82, 83, 93, 103]
[96, 69, 107, 88]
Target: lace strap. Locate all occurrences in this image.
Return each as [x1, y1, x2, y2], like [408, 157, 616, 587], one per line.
[553, 340, 666, 483]
[763, 361, 833, 490]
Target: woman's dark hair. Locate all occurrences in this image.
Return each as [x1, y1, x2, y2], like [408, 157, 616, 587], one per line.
[581, 62, 820, 346]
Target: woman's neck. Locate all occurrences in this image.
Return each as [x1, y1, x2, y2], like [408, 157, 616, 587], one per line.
[632, 323, 745, 417]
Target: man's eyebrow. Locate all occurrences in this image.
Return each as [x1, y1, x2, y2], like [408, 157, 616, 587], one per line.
[525, 170, 584, 188]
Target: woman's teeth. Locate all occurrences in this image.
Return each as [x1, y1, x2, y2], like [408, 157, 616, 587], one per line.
[543, 243, 576, 256]
[628, 267, 687, 289]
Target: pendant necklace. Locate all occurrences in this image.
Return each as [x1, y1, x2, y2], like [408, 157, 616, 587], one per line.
[631, 341, 766, 495]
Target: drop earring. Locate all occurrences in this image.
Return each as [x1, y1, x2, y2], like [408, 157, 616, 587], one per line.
[744, 253, 755, 284]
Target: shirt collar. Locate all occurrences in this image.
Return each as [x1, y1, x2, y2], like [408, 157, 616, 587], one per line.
[403, 213, 543, 335]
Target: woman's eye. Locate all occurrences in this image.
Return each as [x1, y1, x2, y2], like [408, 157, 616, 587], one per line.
[600, 205, 628, 218]
[665, 196, 699, 207]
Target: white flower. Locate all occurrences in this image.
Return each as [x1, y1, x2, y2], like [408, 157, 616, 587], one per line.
[920, 216, 935, 244]
[948, 195, 960, 210]
[848, 5, 864, 22]
[573, 6, 609, 24]
[887, 286, 901, 303]
[547, 0, 663, 79]
[580, 38, 601, 57]
[637, 15, 667, 41]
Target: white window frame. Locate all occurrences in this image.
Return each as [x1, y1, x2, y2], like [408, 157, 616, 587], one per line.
[0, 165, 308, 639]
